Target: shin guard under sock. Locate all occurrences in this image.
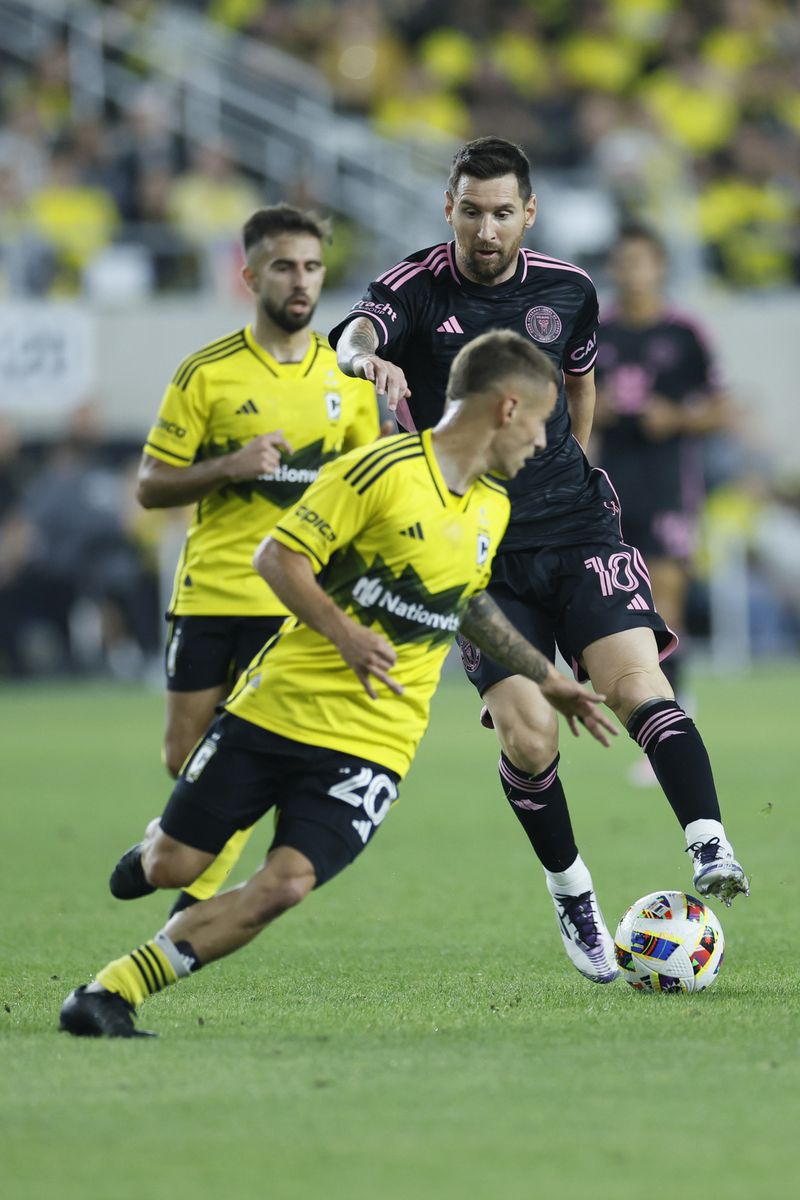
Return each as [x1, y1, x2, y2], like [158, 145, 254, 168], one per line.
[498, 753, 578, 873]
[627, 699, 721, 828]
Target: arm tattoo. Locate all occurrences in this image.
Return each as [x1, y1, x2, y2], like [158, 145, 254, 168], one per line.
[339, 317, 379, 376]
[460, 591, 550, 685]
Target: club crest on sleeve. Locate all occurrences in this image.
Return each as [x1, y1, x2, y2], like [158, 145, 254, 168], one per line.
[457, 634, 481, 673]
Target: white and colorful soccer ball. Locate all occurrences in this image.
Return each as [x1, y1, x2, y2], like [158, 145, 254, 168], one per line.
[614, 891, 724, 993]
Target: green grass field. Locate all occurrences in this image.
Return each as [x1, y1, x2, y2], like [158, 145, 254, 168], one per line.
[1, 666, 798, 1200]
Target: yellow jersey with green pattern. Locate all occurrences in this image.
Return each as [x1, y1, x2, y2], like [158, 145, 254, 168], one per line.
[225, 430, 510, 776]
[143, 325, 380, 616]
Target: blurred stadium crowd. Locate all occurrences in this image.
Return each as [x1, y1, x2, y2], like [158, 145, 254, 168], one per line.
[0, 0, 799, 296]
[1, 0, 799, 680]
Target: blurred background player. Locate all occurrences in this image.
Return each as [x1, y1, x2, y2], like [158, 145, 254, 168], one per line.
[593, 226, 731, 777]
[332, 137, 748, 988]
[60, 330, 618, 1039]
[134, 203, 383, 914]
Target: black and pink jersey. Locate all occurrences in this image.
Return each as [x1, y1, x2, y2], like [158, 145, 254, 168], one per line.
[329, 241, 616, 550]
[595, 309, 721, 520]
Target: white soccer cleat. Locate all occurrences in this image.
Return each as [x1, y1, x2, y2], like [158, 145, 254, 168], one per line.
[548, 887, 620, 984]
[687, 836, 750, 907]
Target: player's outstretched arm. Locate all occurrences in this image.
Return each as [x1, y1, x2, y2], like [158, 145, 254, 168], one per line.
[335, 317, 411, 413]
[254, 537, 403, 700]
[137, 433, 293, 508]
[459, 592, 618, 747]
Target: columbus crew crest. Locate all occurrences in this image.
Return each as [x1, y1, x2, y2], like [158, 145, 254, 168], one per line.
[525, 305, 562, 344]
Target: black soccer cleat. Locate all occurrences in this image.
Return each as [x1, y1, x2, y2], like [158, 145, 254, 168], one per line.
[109, 843, 156, 900]
[59, 985, 157, 1038]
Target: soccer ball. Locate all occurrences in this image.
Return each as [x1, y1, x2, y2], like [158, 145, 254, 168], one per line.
[614, 890, 724, 993]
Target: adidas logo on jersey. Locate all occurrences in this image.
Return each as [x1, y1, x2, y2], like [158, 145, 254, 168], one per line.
[626, 594, 650, 611]
[236, 399, 259, 415]
[399, 522, 425, 540]
[436, 316, 464, 334]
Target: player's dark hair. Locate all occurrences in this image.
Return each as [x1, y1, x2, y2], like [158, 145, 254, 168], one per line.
[447, 137, 533, 202]
[446, 330, 559, 404]
[242, 204, 332, 253]
[614, 223, 667, 260]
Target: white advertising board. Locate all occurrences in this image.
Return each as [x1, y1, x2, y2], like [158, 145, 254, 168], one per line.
[0, 304, 96, 414]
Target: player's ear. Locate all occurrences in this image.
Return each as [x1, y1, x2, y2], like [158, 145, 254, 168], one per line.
[444, 190, 454, 226]
[241, 264, 257, 295]
[499, 392, 518, 425]
[524, 194, 537, 230]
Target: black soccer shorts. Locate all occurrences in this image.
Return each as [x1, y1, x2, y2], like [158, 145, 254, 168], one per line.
[604, 461, 699, 563]
[164, 615, 285, 692]
[618, 504, 699, 564]
[160, 712, 400, 888]
[458, 539, 676, 694]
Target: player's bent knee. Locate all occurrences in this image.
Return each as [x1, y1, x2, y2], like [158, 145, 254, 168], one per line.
[502, 726, 558, 774]
[484, 678, 559, 773]
[490, 706, 558, 774]
[241, 874, 312, 928]
[601, 668, 671, 721]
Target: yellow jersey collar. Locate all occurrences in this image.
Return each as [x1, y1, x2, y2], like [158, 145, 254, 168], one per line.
[244, 324, 319, 375]
[421, 428, 475, 512]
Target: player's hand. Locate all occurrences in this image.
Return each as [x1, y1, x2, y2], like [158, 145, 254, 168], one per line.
[352, 354, 411, 414]
[226, 432, 293, 481]
[539, 675, 618, 747]
[335, 619, 404, 700]
[640, 396, 681, 441]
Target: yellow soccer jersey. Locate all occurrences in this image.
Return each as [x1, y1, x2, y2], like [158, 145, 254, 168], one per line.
[225, 430, 510, 777]
[143, 325, 379, 616]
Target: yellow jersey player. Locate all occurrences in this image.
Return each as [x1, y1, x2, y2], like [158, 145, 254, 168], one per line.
[60, 329, 618, 1038]
[134, 204, 381, 914]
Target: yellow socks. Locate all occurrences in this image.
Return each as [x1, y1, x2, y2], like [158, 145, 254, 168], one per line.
[94, 931, 198, 1008]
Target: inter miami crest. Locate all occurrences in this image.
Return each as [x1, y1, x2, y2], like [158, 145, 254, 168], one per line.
[457, 634, 481, 673]
[525, 305, 562, 344]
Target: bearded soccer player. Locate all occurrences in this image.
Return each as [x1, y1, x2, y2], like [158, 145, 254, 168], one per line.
[331, 137, 749, 987]
[60, 330, 618, 1038]
[133, 204, 381, 915]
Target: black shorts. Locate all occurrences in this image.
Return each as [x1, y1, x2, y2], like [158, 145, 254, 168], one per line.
[164, 615, 285, 692]
[457, 540, 676, 694]
[606, 458, 700, 563]
[160, 712, 400, 888]
[620, 506, 698, 563]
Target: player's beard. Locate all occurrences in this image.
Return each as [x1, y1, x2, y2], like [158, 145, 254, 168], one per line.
[461, 235, 523, 282]
[261, 294, 316, 333]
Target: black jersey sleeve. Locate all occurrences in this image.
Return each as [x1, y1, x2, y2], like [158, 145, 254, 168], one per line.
[685, 320, 723, 393]
[563, 283, 599, 377]
[329, 277, 416, 357]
